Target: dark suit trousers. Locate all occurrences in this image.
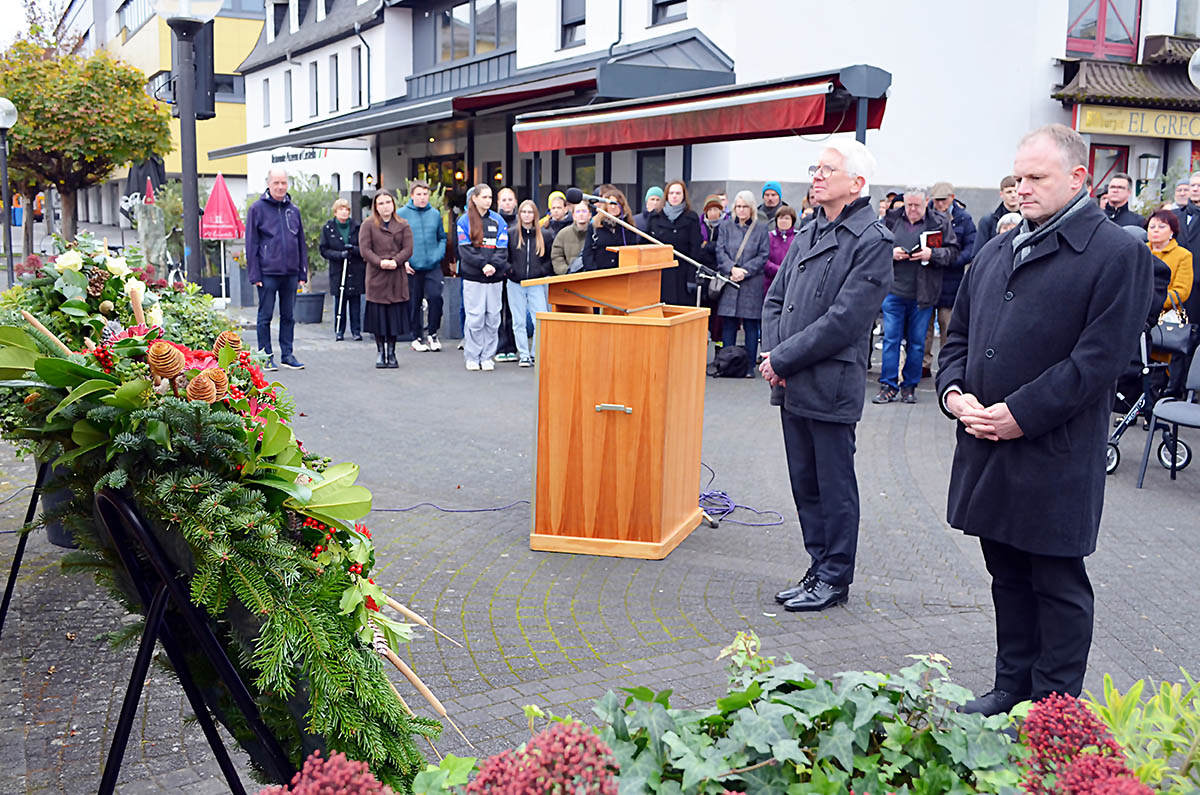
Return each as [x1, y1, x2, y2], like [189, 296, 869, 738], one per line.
[780, 411, 860, 586]
[980, 538, 1094, 699]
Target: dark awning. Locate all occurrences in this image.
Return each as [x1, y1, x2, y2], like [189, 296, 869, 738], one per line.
[452, 70, 597, 112]
[513, 73, 886, 155]
[1053, 57, 1200, 111]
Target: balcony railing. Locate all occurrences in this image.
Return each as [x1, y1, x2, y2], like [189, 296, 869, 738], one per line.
[406, 50, 516, 100]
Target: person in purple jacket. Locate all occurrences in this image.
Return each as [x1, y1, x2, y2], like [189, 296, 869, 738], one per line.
[764, 205, 799, 295]
[245, 167, 308, 371]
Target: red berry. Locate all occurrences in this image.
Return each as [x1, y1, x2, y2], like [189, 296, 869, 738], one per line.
[314, 545, 323, 553]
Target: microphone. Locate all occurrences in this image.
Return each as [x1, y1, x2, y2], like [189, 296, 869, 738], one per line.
[564, 187, 604, 204]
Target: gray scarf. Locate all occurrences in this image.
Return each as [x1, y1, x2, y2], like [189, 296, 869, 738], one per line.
[664, 201, 685, 222]
[1011, 188, 1090, 264]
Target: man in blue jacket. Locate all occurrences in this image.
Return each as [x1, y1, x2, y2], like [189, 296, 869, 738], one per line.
[245, 167, 307, 370]
[396, 180, 447, 351]
[925, 181, 977, 378]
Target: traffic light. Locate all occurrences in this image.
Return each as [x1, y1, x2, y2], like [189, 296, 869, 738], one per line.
[171, 20, 215, 120]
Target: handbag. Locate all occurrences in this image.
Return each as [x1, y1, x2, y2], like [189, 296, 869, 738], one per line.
[1150, 292, 1199, 356]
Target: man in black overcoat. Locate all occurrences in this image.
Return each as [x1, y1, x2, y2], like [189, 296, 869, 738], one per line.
[760, 139, 894, 612]
[936, 124, 1153, 715]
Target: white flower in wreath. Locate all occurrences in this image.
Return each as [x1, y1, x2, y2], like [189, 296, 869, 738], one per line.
[55, 250, 84, 272]
[147, 303, 164, 327]
[105, 256, 132, 279]
[122, 277, 147, 299]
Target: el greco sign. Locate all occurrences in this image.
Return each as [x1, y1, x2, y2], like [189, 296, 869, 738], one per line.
[1076, 103, 1200, 140]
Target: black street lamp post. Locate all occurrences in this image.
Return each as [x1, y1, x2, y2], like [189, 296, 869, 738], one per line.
[152, 0, 219, 284]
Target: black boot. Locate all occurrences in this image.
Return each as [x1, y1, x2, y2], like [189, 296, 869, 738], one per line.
[385, 338, 398, 368]
[375, 337, 386, 368]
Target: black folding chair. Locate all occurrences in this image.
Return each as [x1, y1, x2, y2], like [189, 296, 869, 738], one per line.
[0, 461, 49, 642]
[91, 489, 295, 794]
[1137, 354, 1200, 487]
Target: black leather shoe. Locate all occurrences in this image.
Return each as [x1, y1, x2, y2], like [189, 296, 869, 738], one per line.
[375, 340, 386, 369]
[783, 579, 849, 612]
[775, 570, 818, 604]
[958, 689, 1030, 716]
[335, 332, 344, 341]
[385, 341, 399, 368]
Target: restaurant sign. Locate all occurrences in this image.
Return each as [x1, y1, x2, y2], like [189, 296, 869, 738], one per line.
[1076, 104, 1200, 140]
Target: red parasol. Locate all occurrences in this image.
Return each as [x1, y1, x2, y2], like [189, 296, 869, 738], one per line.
[200, 173, 245, 240]
[144, 177, 155, 205]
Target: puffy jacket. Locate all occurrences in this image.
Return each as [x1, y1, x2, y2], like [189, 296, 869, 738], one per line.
[245, 191, 308, 283]
[455, 210, 509, 282]
[507, 225, 555, 282]
[551, 224, 588, 275]
[938, 201, 977, 308]
[395, 200, 446, 271]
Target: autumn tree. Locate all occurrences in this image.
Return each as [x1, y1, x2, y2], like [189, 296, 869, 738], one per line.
[0, 35, 171, 243]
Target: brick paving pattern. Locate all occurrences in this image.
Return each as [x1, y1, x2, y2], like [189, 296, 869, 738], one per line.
[0, 318, 1195, 792]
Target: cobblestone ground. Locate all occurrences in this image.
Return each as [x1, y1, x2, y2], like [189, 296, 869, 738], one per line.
[1, 316, 1196, 793]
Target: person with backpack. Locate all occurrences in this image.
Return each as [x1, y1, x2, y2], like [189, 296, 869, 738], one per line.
[456, 184, 510, 371]
[507, 199, 555, 367]
[551, 202, 591, 275]
[396, 179, 447, 352]
[715, 190, 770, 376]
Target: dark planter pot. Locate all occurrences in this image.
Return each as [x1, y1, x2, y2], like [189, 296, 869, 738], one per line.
[199, 276, 230, 298]
[294, 291, 326, 324]
[37, 463, 78, 549]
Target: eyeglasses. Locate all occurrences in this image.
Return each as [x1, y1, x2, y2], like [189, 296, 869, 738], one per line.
[808, 164, 840, 179]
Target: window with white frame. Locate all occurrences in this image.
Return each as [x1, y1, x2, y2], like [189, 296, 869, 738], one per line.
[561, 0, 584, 48]
[308, 60, 319, 116]
[262, 78, 271, 126]
[350, 46, 363, 107]
[283, 69, 293, 123]
[329, 54, 339, 112]
[651, 0, 686, 24]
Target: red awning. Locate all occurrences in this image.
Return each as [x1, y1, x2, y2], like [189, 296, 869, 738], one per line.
[513, 80, 886, 154]
[511, 80, 888, 156]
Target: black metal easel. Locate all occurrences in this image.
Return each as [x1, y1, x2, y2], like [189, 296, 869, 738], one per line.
[91, 489, 296, 794]
[0, 461, 48, 642]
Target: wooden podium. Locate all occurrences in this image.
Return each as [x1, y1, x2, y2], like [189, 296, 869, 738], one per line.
[524, 245, 709, 559]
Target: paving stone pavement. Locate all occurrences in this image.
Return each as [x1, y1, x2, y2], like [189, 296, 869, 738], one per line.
[0, 317, 1196, 793]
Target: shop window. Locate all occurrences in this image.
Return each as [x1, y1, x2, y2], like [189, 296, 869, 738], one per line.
[486, 160, 504, 192]
[1066, 0, 1140, 61]
[1090, 144, 1129, 195]
[636, 149, 666, 212]
[572, 155, 596, 193]
[412, 154, 468, 195]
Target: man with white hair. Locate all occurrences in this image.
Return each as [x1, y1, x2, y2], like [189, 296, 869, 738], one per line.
[937, 124, 1152, 715]
[245, 167, 308, 370]
[760, 138, 893, 612]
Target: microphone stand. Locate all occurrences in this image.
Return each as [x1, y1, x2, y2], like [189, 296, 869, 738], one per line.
[591, 206, 738, 300]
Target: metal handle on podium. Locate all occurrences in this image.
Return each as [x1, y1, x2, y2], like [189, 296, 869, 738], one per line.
[595, 403, 633, 414]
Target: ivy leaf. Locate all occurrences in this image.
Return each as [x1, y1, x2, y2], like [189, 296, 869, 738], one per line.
[757, 661, 815, 693]
[772, 738, 807, 766]
[816, 721, 856, 773]
[776, 682, 843, 717]
[717, 681, 763, 713]
[621, 686, 656, 705]
[729, 703, 791, 754]
[626, 701, 677, 763]
[437, 755, 475, 787]
[662, 731, 725, 791]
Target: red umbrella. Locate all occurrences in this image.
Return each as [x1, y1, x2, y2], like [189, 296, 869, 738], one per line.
[144, 177, 155, 205]
[200, 173, 245, 239]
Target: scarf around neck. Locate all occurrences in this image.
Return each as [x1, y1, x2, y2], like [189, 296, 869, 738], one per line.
[664, 201, 685, 222]
[1011, 188, 1090, 263]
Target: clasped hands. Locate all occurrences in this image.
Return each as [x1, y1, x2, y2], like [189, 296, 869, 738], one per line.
[380, 258, 398, 271]
[758, 352, 785, 387]
[946, 391, 1024, 441]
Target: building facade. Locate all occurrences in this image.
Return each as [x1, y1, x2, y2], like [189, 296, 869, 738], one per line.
[57, 0, 264, 230]
[218, 0, 1200, 219]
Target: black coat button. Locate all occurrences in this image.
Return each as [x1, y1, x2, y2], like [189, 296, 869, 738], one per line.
[1004, 291, 1014, 301]
[985, 348, 995, 359]
[798, 264, 806, 272]
[787, 304, 794, 312]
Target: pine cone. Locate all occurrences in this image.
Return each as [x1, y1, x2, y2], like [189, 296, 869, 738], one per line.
[185, 372, 217, 403]
[101, 320, 124, 344]
[147, 340, 185, 380]
[206, 367, 229, 399]
[214, 330, 243, 353]
[86, 268, 109, 297]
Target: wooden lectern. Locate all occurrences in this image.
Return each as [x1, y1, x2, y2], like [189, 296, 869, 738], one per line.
[524, 245, 709, 559]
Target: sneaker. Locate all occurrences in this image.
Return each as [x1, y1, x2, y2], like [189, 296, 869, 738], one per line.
[900, 387, 917, 404]
[280, 355, 305, 370]
[497, 352, 518, 363]
[411, 337, 430, 352]
[518, 357, 532, 367]
[481, 359, 496, 371]
[465, 360, 481, 371]
[457, 340, 465, 350]
[264, 356, 279, 372]
[872, 386, 899, 404]
[428, 334, 442, 352]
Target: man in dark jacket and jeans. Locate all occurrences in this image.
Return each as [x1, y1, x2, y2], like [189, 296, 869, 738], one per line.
[875, 188, 959, 403]
[938, 124, 1152, 716]
[246, 167, 307, 370]
[397, 180, 447, 352]
[924, 182, 976, 378]
[760, 139, 893, 613]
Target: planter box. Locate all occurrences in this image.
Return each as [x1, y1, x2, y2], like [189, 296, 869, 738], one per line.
[294, 291, 326, 324]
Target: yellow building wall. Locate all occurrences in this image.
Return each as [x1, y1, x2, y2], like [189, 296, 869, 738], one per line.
[106, 15, 262, 179]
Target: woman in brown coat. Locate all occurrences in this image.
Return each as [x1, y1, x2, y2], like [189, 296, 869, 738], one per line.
[359, 189, 414, 368]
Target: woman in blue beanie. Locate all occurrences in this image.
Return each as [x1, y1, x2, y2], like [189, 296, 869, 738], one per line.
[634, 186, 664, 232]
